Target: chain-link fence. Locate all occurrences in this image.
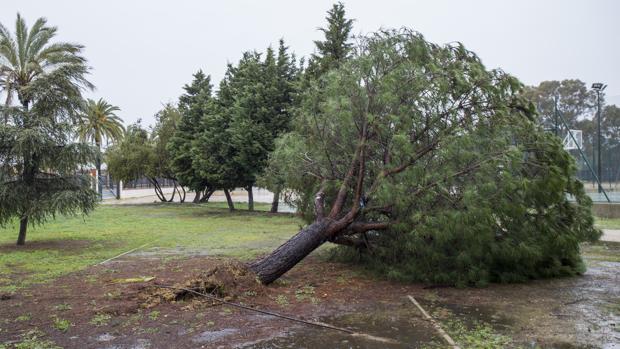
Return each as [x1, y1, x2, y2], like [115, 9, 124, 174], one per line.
[539, 102, 620, 202]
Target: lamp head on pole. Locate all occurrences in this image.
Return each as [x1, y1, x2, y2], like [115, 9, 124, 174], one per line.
[591, 82, 607, 91]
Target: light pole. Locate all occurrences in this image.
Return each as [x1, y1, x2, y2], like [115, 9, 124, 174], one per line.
[592, 82, 606, 193]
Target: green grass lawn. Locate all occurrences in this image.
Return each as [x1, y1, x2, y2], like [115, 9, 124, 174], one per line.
[2, 203, 616, 294]
[0, 203, 302, 292]
[595, 217, 620, 230]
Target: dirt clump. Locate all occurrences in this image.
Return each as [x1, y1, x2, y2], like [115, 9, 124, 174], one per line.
[139, 260, 263, 307]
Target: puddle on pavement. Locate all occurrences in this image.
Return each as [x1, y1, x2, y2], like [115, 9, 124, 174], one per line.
[193, 328, 239, 343]
[431, 301, 514, 329]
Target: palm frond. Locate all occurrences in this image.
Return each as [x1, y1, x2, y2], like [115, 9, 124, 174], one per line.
[77, 98, 124, 146]
[25, 17, 54, 58]
[15, 13, 28, 71]
[0, 14, 92, 108]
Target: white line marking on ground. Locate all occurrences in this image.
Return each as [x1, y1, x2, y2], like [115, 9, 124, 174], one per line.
[408, 295, 461, 349]
[97, 242, 152, 265]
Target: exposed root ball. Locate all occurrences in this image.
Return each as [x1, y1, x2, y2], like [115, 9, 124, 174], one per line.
[140, 260, 262, 307]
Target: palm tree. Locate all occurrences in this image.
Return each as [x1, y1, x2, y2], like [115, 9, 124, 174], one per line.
[78, 98, 124, 197]
[0, 14, 93, 245]
[78, 98, 124, 147]
[0, 13, 92, 117]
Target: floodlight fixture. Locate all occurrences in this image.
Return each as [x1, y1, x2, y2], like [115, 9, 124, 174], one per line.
[591, 83, 607, 91]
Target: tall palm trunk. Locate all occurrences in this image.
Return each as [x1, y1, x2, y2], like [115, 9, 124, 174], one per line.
[3, 91, 11, 124]
[17, 99, 33, 245]
[95, 139, 102, 199]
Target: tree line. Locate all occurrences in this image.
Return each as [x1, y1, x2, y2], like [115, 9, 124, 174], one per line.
[105, 3, 350, 212]
[106, 40, 300, 209]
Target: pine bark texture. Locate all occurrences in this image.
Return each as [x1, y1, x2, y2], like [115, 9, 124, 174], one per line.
[249, 219, 334, 284]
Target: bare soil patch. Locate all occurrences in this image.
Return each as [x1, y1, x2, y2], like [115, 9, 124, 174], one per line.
[0, 245, 618, 348]
[0, 239, 92, 253]
[1, 255, 422, 348]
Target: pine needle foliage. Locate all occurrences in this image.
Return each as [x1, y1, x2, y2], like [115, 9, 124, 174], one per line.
[307, 2, 354, 77]
[167, 70, 214, 195]
[270, 28, 600, 286]
[182, 42, 299, 195]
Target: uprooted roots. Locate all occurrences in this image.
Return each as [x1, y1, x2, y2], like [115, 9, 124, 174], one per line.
[140, 260, 263, 308]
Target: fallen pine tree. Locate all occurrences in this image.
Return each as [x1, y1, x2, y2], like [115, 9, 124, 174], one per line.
[249, 28, 600, 286]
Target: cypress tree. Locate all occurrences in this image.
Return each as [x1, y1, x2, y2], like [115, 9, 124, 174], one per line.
[306, 2, 354, 78]
[192, 63, 243, 211]
[168, 71, 215, 202]
[259, 40, 300, 212]
[194, 45, 299, 211]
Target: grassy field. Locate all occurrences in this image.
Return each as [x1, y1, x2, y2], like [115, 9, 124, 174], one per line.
[595, 217, 620, 230]
[1, 202, 617, 294]
[0, 203, 302, 292]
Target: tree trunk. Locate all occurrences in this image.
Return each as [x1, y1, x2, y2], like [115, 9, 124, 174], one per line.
[224, 189, 235, 211]
[95, 141, 102, 199]
[168, 183, 178, 202]
[3, 91, 11, 124]
[16, 101, 34, 245]
[17, 216, 28, 246]
[249, 219, 334, 284]
[270, 186, 281, 213]
[193, 189, 202, 203]
[250, 137, 376, 284]
[179, 186, 186, 203]
[247, 186, 254, 211]
[201, 189, 214, 203]
[116, 181, 121, 199]
[149, 178, 168, 202]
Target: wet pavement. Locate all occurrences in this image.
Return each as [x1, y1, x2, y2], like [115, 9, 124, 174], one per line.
[241, 304, 440, 349]
[243, 243, 620, 348]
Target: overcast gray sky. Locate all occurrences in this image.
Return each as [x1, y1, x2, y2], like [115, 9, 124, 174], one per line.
[2, 0, 618, 127]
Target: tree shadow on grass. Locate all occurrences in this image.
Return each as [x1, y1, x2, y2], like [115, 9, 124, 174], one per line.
[0, 239, 92, 253]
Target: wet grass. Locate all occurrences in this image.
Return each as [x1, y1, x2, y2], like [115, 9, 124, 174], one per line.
[594, 217, 620, 230]
[440, 321, 513, 349]
[582, 241, 620, 263]
[1, 329, 62, 349]
[0, 203, 302, 292]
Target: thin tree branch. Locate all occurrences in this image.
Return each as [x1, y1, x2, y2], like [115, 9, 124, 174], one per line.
[328, 138, 363, 218]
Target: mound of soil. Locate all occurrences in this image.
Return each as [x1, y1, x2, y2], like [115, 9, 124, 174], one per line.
[140, 260, 263, 307]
